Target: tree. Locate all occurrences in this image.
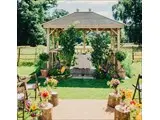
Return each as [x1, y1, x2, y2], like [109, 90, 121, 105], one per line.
[17, 0, 57, 46]
[90, 32, 110, 68]
[112, 0, 142, 44]
[58, 25, 82, 67]
[45, 9, 69, 21]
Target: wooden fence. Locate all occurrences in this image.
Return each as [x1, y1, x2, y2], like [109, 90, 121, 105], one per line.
[17, 46, 45, 66]
[132, 51, 142, 62]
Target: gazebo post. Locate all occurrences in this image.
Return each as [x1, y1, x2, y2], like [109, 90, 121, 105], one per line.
[110, 31, 114, 50]
[117, 28, 120, 50]
[46, 28, 50, 53]
[52, 30, 55, 49]
[55, 30, 59, 49]
[83, 31, 86, 53]
[46, 28, 50, 69]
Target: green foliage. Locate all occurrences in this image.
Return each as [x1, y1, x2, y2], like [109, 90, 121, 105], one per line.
[45, 9, 69, 21]
[121, 52, 132, 78]
[115, 51, 126, 62]
[35, 60, 47, 69]
[39, 53, 49, 61]
[48, 67, 60, 76]
[121, 60, 132, 78]
[59, 25, 82, 67]
[90, 32, 110, 68]
[112, 0, 142, 44]
[17, 0, 57, 46]
[93, 69, 106, 79]
[35, 53, 49, 72]
[19, 61, 34, 66]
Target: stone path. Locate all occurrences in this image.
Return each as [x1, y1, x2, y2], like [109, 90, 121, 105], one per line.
[52, 99, 114, 120]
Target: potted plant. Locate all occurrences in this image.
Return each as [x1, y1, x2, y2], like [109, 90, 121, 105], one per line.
[38, 53, 49, 77]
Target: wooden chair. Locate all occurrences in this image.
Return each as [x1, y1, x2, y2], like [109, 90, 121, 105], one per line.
[25, 74, 41, 100]
[132, 74, 142, 103]
[17, 81, 27, 120]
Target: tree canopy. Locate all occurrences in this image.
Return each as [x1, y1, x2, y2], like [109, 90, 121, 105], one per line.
[45, 9, 69, 21]
[17, 0, 69, 46]
[112, 0, 142, 44]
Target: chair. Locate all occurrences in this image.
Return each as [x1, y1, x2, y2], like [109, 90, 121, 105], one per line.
[132, 74, 142, 103]
[25, 74, 41, 100]
[17, 81, 27, 120]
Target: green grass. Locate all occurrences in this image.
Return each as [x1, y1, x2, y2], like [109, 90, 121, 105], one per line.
[17, 66, 35, 76]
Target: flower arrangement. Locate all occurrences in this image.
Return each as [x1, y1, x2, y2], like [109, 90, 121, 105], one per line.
[40, 89, 50, 103]
[108, 78, 120, 94]
[129, 100, 142, 120]
[120, 88, 133, 102]
[45, 77, 58, 90]
[25, 100, 39, 118]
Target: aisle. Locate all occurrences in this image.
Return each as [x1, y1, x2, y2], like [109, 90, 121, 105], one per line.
[52, 99, 114, 120]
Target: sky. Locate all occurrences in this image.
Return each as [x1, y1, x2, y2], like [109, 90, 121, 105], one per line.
[52, 1, 118, 19]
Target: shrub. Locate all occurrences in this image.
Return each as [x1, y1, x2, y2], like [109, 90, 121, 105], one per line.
[39, 53, 49, 61]
[115, 51, 126, 62]
[19, 61, 34, 66]
[59, 25, 82, 67]
[121, 53, 132, 78]
[90, 32, 110, 68]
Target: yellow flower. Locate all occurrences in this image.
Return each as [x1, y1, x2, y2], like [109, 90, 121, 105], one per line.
[136, 112, 142, 120]
[30, 103, 37, 111]
[136, 103, 142, 109]
[61, 66, 66, 74]
[125, 89, 133, 100]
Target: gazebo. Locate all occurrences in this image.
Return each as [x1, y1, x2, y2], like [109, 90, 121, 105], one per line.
[42, 9, 124, 68]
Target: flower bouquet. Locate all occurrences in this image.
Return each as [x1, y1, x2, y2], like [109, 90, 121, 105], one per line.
[108, 78, 120, 95]
[107, 78, 121, 108]
[39, 89, 50, 107]
[118, 88, 134, 111]
[45, 77, 58, 91]
[25, 100, 40, 120]
[129, 100, 142, 120]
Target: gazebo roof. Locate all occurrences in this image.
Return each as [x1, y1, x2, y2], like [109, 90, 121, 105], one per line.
[43, 11, 124, 29]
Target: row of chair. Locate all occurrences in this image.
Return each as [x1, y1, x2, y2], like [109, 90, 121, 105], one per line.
[17, 74, 41, 120]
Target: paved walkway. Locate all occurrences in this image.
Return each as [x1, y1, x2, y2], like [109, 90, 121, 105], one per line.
[52, 99, 114, 120]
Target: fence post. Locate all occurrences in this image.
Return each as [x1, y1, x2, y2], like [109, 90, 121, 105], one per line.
[132, 47, 134, 63]
[17, 48, 21, 66]
[35, 47, 37, 63]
